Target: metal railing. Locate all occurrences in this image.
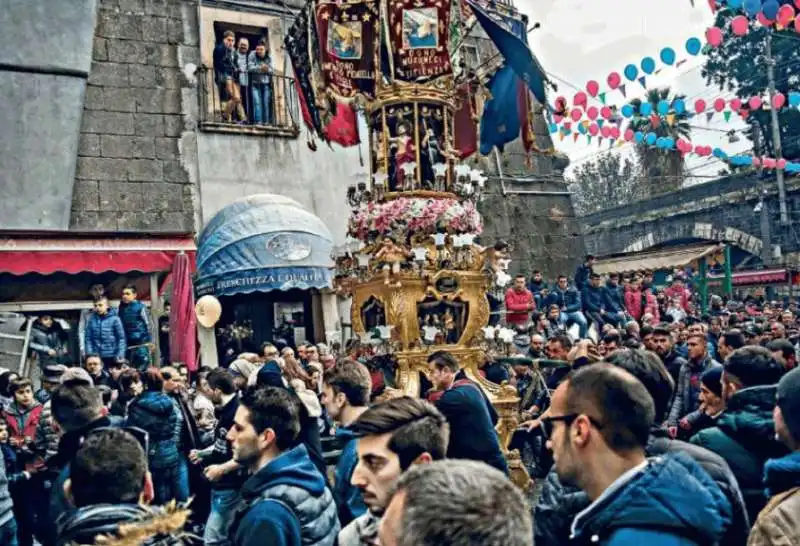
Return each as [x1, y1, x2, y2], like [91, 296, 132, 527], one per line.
[198, 66, 300, 135]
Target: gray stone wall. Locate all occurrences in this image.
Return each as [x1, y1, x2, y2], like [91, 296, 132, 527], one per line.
[70, 0, 197, 233]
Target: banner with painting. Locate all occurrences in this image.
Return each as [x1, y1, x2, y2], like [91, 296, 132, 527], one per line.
[315, 0, 380, 100]
[383, 0, 453, 83]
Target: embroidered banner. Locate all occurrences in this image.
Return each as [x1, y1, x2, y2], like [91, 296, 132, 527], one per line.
[285, 4, 323, 134]
[384, 0, 453, 83]
[315, 0, 380, 100]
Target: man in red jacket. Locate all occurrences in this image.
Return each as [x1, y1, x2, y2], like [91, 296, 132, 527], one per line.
[505, 275, 535, 326]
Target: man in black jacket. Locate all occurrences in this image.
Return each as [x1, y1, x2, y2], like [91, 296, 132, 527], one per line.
[534, 349, 749, 546]
[651, 324, 687, 386]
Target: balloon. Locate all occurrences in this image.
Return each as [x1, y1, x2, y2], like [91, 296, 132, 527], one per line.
[777, 5, 796, 27]
[571, 108, 583, 122]
[640, 102, 653, 116]
[634, 131, 644, 143]
[641, 57, 656, 75]
[657, 100, 670, 115]
[673, 99, 686, 114]
[796, 17, 800, 32]
[778, 158, 788, 169]
[706, 27, 723, 47]
[665, 137, 675, 149]
[757, 12, 774, 27]
[796, 0, 800, 10]
[749, 96, 763, 110]
[695, 99, 707, 113]
[610, 126, 621, 139]
[772, 92, 786, 109]
[660, 47, 676, 65]
[713, 147, 723, 158]
[763, 0, 780, 20]
[764, 157, 777, 169]
[752, 157, 762, 167]
[730, 98, 742, 111]
[607, 72, 622, 90]
[548, 123, 558, 134]
[587, 106, 599, 120]
[655, 137, 665, 149]
[600, 106, 612, 119]
[589, 123, 599, 136]
[601, 125, 611, 138]
[743, 156, 753, 165]
[574, 91, 587, 107]
[586, 80, 600, 97]
[789, 92, 800, 107]
[624, 129, 635, 141]
[624, 64, 639, 82]
[686, 37, 702, 56]
[694, 144, 704, 154]
[728, 0, 743, 7]
[621, 104, 634, 118]
[714, 98, 726, 112]
[731, 15, 750, 36]
[554, 114, 563, 123]
[646, 132, 657, 145]
[744, 0, 762, 17]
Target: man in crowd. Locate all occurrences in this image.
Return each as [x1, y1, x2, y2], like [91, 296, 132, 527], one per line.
[321, 359, 371, 526]
[226, 386, 339, 546]
[82, 354, 114, 389]
[378, 460, 532, 546]
[651, 324, 687, 384]
[340, 396, 449, 546]
[583, 272, 622, 330]
[528, 269, 546, 308]
[235, 37, 250, 121]
[691, 346, 787, 522]
[118, 285, 153, 371]
[574, 254, 595, 290]
[528, 333, 545, 359]
[505, 274, 535, 327]
[747, 366, 800, 545]
[78, 284, 107, 360]
[248, 39, 273, 124]
[546, 363, 732, 545]
[84, 296, 126, 369]
[718, 329, 746, 362]
[426, 351, 507, 474]
[767, 338, 797, 371]
[548, 275, 588, 338]
[667, 332, 720, 426]
[604, 273, 625, 319]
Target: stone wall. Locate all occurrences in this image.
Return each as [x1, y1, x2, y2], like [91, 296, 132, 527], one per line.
[70, 0, 198, 233]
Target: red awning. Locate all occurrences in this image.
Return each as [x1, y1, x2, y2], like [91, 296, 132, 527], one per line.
[707, 269, 788, 287]
[0, 236, 196, 275]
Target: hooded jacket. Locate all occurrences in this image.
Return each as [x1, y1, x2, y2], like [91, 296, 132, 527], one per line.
[230, 444, 339, 546]
[85, 311, 126, 360]
[624, 287, 660, 322]
[691, 385, 789, 523]
[748, 451, 800, 546]
[55, 503, 188, 546]
[3, 400, 43, 444]
[570, 452, 732, 546]
[535, 429, 748, 546]
[126, 391, 180, 469]
[333, 426, 366, 527]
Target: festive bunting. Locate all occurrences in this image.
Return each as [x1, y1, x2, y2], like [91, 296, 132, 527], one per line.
[667, 113, 676, 126]
[619, 84, 627, 98]
[723, 110, 732, 122]
[638, 76, 647, 88]
[599, 92, 607, 104]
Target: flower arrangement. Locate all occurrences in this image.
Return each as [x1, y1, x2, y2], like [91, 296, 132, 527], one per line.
[348, 197, 483, 242]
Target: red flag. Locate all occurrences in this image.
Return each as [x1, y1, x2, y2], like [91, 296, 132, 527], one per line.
[454, 83, 477, 159]
[293, 77, 315, 131]
[323, 102, 360, 147]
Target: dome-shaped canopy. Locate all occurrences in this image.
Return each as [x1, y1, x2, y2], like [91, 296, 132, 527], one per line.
[196, 194, 334, 296]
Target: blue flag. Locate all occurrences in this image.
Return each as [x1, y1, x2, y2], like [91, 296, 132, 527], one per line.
[468, 0, 548, 104]
[479, 65, 522, 155]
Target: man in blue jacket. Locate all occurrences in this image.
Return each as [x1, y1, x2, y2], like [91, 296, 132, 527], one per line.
[582, 273, 623, 330]
[84, 296, 126, 368]
[118, 285, 152, 371]
[321, 360, 371, 527]
[548, 275, 588, 338]
[227, 386, 339, 546]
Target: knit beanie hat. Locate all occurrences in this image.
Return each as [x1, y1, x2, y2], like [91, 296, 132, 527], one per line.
[777, 366, 800, 441]
[701, 367, 724, 398]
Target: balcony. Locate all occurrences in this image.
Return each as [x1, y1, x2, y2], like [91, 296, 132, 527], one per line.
[198, 66, 300, 138]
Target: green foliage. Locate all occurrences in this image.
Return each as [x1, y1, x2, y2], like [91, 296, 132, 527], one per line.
[567, 154, 644, 216]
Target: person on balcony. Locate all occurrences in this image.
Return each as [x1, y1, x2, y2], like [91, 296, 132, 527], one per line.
[213, 30, 244, 122]
[248, 39, 273, 125]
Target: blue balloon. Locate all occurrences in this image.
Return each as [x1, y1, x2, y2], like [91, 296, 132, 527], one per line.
[686, 37, 702, 56]
[657, 100, 670, 115]
[549, 123, 558, 134]
[640, 102, 653, 116]
[624, 64, 639, 82]
[743, 156, 754, 165]
[763, 0, 780, 20]
[673, 99, 686, 114]
[789, 92, 800, 107]
[621, 104, 634, 118]
[744, 0, 762, 17]
[727, 0, 743, 8]
[660, 47, 676, 66]
[713, 148, 723, 158]
[665, 137, 675, 149]
[634, 131, 644, 143]
[646, 132, 657, 145]
[641, 57, 656, 75]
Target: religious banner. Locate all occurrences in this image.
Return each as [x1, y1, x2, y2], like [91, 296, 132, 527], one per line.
[285, 4, 323, 135]
[315, 0, 380, 100]
[384, 0, 453, 83]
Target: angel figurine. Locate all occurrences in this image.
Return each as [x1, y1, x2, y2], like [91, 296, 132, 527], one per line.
[374, 236, 410, 287]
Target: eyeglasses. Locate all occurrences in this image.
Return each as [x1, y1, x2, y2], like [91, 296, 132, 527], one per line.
[540, 414, 604, 439]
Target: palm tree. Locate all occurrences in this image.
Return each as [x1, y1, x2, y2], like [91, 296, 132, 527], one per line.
[627, 87, 692, 194]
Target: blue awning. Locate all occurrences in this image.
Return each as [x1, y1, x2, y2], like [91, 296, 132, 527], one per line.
[196, 194, 334, 297]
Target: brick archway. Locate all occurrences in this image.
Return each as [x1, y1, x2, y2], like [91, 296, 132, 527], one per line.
[622, 222, 763, 256]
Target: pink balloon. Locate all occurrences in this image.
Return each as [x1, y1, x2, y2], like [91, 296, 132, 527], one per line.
[749, 96, 763, 110]
[624, 129, 634, 141]
[600, 126, 611, 138]
[588, 123, 599, 136]
[796, 0, 800, 9]
[778, 5, 795, 27]
[607, 72, 621, 90]
[730, 98, 742, 111]
[757, 12, 774, 28]
[706, 27, 723, 47]
[555, 96, 567, 111]
[610, 126, 620, 139]
[773, 93, 786, 109]
[778, 158, 788, 169]
[554, 114, 563, 124]
[694, 144, 704, 154]
[796, 18, 800, 32]
[695, 99, 707, 114]
[587, 106, 599, 120]
[574, 91, 587, 107]
[586, 80, 600, 97]
[764, 158, 777, 169]
[752, 157, 762, 167]
[731, 15, 749, 36]
[600, 106, 612, 119]
[714, 98, 726, 112]
[571, 108, 583, 122]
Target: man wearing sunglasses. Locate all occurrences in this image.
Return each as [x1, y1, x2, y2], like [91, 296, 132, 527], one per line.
[543, 363, 732, 546]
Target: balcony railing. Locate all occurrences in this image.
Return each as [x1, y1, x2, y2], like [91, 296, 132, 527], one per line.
[198, 66, 300, 137]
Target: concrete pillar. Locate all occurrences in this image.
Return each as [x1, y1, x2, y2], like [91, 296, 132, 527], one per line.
[197, 324, 219, 368]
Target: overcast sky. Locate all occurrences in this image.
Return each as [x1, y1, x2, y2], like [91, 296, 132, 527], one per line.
[514, 0, 753, 184]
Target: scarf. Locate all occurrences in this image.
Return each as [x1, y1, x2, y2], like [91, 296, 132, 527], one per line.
[763, 451, 800, 498]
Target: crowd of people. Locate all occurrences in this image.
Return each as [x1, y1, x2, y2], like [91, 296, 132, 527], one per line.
[0, 260, 799, 545]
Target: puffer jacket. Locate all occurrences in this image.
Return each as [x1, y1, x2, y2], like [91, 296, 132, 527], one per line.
[126, 391, 180, 470]
[667, 355, 721, 425]
[85, 311, 126, 359]
[55, 503, 187, 546]
[748, 452, 800, 546]
[3, 401, 43, 445]
[624, 287, 660, 322]
[118, 300, 152, 345]
[34, 399, 60, 460]
[547, 285, 582, 313]
[29, 319, 68, 364]
[691, 385, 789, 523]
[535, 429, 749, 546]
[604, 281, 624, 313]
[570, 452, 731, 546]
